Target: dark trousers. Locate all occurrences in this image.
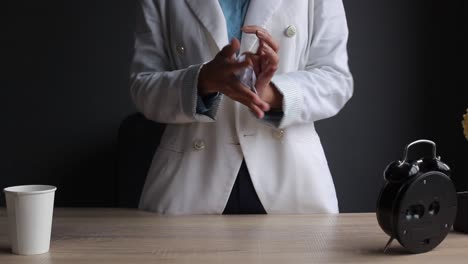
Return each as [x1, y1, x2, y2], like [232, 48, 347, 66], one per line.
[223, 160, 267, 214]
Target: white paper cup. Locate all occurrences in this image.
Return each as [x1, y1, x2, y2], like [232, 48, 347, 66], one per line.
[4, 185, 57, 255]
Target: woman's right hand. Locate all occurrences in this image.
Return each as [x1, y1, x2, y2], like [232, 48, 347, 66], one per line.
[198, 38, 270, 119]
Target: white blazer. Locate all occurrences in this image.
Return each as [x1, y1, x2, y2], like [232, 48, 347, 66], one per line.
[131, 0, 353, 214]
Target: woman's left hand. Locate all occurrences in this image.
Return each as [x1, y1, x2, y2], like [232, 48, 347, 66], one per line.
[242, 25, 283, 110]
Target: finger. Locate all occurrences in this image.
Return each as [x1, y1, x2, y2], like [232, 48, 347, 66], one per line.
[240, 52, 255, 67]
[234, 92, 266, 119]
[260, 44, 279, 74]
[239, 52, 258, 67]
[241, 25, 263, 34]
[260, 43, 279, 65]
[241, 51, 256, 57]
[241, 52, 261, 72]
[256, 39, 263, 55]
[228, 90, 270, 117]
[219, 38, 240, 59]
[242, 25, 280, 52]
[256, 30, 280, 52]
[248, 103, 265, 119]
[250, 93, 270, 112]
[226, 59, 252, 73]
[233, 83, 270, 112]
[244, 56, 254, 70]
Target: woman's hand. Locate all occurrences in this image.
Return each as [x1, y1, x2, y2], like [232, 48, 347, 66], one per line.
[198, 38, 270, 118]
[242, 25, 283, 110]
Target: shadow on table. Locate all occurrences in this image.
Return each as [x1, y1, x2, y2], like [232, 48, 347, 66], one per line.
[363, 247, 409, 256]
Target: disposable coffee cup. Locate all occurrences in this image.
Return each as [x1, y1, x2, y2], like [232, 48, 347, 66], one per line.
[4, 185, 57, 255]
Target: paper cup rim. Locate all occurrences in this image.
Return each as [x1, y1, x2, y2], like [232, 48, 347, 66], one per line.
[4, 185, 57, 195]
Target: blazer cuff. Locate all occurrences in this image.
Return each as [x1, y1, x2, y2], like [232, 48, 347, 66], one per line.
[261, 110, 284, 127]
[195, 92, 221, 119]
[271, 74, 303, 128]
[182, 64, 222, 122]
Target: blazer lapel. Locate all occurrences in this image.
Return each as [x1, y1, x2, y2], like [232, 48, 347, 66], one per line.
[240, 0, 283, 53]
[185, 0, 228, 51]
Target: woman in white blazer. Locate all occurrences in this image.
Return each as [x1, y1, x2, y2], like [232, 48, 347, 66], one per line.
[130, 0, 353, 215]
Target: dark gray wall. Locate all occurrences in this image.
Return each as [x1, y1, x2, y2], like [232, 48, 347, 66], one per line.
[1, 0, 466, 212]
[2, 1, 136, 206]
[318, 0, 468, 212]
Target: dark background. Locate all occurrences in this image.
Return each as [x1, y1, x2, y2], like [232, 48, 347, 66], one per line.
[1, 0, 467, 212]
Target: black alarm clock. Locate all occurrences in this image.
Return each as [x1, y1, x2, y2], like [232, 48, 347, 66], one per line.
[376, 139, 457, 254]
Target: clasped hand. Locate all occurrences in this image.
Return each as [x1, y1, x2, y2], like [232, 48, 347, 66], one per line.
[198, 26, 282, 119]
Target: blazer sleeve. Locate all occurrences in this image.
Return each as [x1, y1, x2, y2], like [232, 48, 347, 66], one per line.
[270, 0, 354, 129]
[129, 0, 222, 124]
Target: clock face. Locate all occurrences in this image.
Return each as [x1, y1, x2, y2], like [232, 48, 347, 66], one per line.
[394, 171, 457, 253]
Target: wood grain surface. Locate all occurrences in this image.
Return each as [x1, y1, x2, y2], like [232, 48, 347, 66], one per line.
[0, 208, 467, 263]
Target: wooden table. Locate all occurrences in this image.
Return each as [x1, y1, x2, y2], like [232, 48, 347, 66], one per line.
[1, 208, 468, 263]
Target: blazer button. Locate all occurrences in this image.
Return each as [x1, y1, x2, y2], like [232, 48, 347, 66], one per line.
[285, 25, 297, 38]
[193, 140, 205, 151]
[176, 45, 185, 55]
[272, 129, 284, 139]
